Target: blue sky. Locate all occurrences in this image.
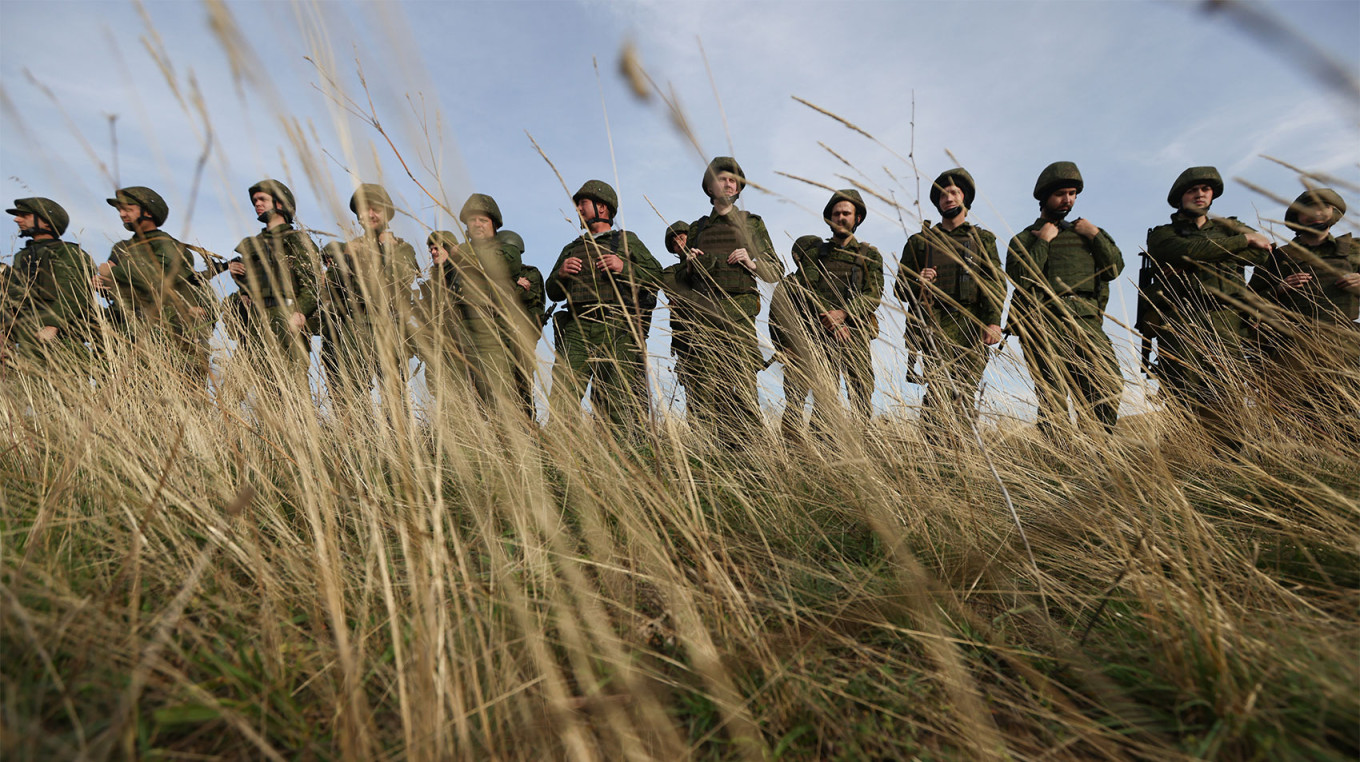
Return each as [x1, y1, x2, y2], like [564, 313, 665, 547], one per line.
[3, 0, 1357, 418]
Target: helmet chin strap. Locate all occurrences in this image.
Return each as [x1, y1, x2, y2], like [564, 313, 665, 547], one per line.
[940, 205, 964, 220]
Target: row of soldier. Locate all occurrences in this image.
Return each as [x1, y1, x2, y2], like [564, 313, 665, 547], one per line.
[4, 158, 1357, 450]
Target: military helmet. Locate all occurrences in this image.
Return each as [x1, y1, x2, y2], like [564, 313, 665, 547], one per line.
[427, 230, 459, 252]
[350, 183, 395, 220]
[107, 186, 169, 226]
[1032, 162, 1084, 200]
[459, 193, 503, 229]
[1167, 166, 1224, 208]
[930, 168, 976, 210]
[572, 180, 619, 215]
[664, 220, 690, 254]
[497, 229, 526, 254]
[702, 156, 747, 199]
[248, 179, 296, 222]
[823, 188, 867, 230]
[1285, 187, 1346, 226]
[7, 197, 70, 237]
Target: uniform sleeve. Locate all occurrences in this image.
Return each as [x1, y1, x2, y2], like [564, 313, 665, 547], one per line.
[893, 236, 921, 306]
[1146, 222, 1258, 267]
[747, 215, 783, 283]
[544, 243, 575, 302]
[1005, 229, 1048, 292]
[518, 266, 546, 314]
[845, 243, 884, 324]
[1090, 229, 1124, 282]
[622, 232, 663, 295]
[109, 239, 178, 296]
[977, 232, 1005, 328]
[288, 232, 322, 317]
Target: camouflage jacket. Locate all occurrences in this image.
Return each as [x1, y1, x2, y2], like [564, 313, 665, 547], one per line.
[789, 235, 884, 329]
[231, 223, 320, 316]
[3, 237, 96, 343]
[323, 232, 419, 321]
[545, 229, 661, 312]
[680, 209, 782, 296]
[515, 264, 547, 327]
[1008, 218, 1123, 320]
[107, 229, 209, 328]
[897, 221, 1004, 327]
[661, 261, 700, 359]
[1249, 232, 1360, 325]
[1146, 212, 1266, 312]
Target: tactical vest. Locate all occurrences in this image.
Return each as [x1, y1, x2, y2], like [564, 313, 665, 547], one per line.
[111, 231, 200, 321]
[563, 231, 635, 308]
[1043, 229, 1098, 298]
[1273, 234, 1360, 323]
[688, 214, 758, 295]
[914, 228, 982, 306]
[234, 227, 309, 302]
[1161, 218, 1253, 308]
[808, 241, 869, 309]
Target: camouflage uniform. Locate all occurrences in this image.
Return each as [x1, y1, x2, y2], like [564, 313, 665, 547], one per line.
[1247, 188, 1359, 439]
[503, 229, 546, 418]
[659, 222, 698, 405]
[546, 181, 661, 432]
[895, 169, 1005, 435]
[227, 180, 319, 377]
[682, 157, 784, 444]
[779, 190, 883, 437]
[1147, 167, 1267, 448]
[104, 187, 215, 379]
[1007, 163, 1124, 435]
[321, 184, 419, 403]
[2, 198, 96, 367]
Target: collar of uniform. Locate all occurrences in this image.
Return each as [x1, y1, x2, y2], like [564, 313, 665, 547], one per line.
[263, 222, 293, 235]
[590, 227, 615, 240]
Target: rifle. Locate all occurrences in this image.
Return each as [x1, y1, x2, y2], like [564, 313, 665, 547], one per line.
[1134, 249, 1159, 378]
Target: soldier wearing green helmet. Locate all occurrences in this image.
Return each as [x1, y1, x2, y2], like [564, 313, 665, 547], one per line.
[500, 228, 546, 418]
[1006, 161, 1125, 438]
[778, 189, 883, 441]
[321, 182, 419, 406]
[1248, 187, 1359, 440]
[681, 156, 783, 446]
[659, 221, 700, 405]
[1146, 166, 1272, 451]
[95, 186, 215, 379]
[896, 169, 1005, 442]
[222, 179, 320, 379]
[545, 179, 661, 434]
[2, 197, 97, 367]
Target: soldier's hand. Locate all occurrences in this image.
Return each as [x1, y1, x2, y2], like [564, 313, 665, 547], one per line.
[819, 309, 848, 331]
[920, 267, 938, 284]
[983, 324, 1002, 346]
[1336, 272, 1360, 292]
[727, 248, 755, 271]
[1280, 272, 1314, 290]
[36, 326, 58, 342]
[1245, 232, 1272, 250]
[833, 324, 851, 343]
[91, 275, 109, 292]
[516, 276, 531, 291]
[685, 247, 702, 261]
[1035, 222, 1059, 243]
[228, 261, 247, 277]
[560, 257, 584, 277]
[1073, 218, 1099, 240]
[289, 312, 307, 331]
[596, 254, 624, 273]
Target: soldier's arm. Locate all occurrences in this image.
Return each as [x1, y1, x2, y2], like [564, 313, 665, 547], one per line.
[1246, 248, 1284, 300]
[977, 232, 1006, 328]
[288, 233, 322, 317]
[109, 241, 174, 295]
[1090, 230, 1124, 281]
[747, 216, 783, 283]
[1005, 230, 1048, 291]
[498, 241, 523, 273]
[544, 244, 574, 302]
[623, 233, 663, 293]
[1146, 222, 1254, 266]
[518, 266, 546, 313]
[893, 237, 921, 306]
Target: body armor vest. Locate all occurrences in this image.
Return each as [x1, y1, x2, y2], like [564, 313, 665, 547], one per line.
[810, 242, 868, 309]
[1272, 234, 1360, 323]
[234, 227, 310, 302]
[563, 231, 634, 308]
[919, 229, 982, 306]
[1043, 228, 1099, 298]
[689, 214, 757, 295]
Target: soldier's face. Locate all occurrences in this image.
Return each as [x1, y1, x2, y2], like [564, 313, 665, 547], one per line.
[359, 205, 386, 231]
[937, 185, 966, 214]
[117, 204, 141, 228]
[465, 213, 496, 242]
[252, 192, 276, 217]
[1043, 187, 1078, 219]
[673, 232, 688, 250]
[12, 211, 35, 231]
[1181, 184, 1214, 215]
[709, 172, 741, 202]
[829, 200, 859, 235]
[1297, 204, 1334, 230]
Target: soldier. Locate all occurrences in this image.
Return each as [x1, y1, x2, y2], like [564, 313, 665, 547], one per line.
[2, 197, 97, 368]
[93, 186, 214, 379]
[779, 190, 884, 439]
[895, 169, 1004, 440]
[546, 180, 661, 433]
[1006, 162, 1124, 438]
[501, 228, 547, 419]
[769, 235, 822, 441]
[659, 221, 699, 409]
[1248, 187, 1359, 439]
[681, 157, 784, 445]
[224, 180, 319, 379]
[320, 183, 419, 405]
[1146, 166, 1272, 451]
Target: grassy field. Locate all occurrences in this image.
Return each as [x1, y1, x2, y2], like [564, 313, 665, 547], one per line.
[2, 319, 1357, 760]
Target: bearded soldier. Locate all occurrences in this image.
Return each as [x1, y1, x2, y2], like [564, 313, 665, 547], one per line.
[2, 197, 96, 368]
[546, 180, 661, 433]
[1248, 187, 1359, 439]
[682, 157, 784, 445]
[779, 190, 883, 439]
[224, 179, 319, 378]
[1146, 166, 1272, 451]
[1006, 162, 1124, 438]
[320, 183, 419, 403]
[94, 186, 215, 379]
[896, 169, 1004, 440]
